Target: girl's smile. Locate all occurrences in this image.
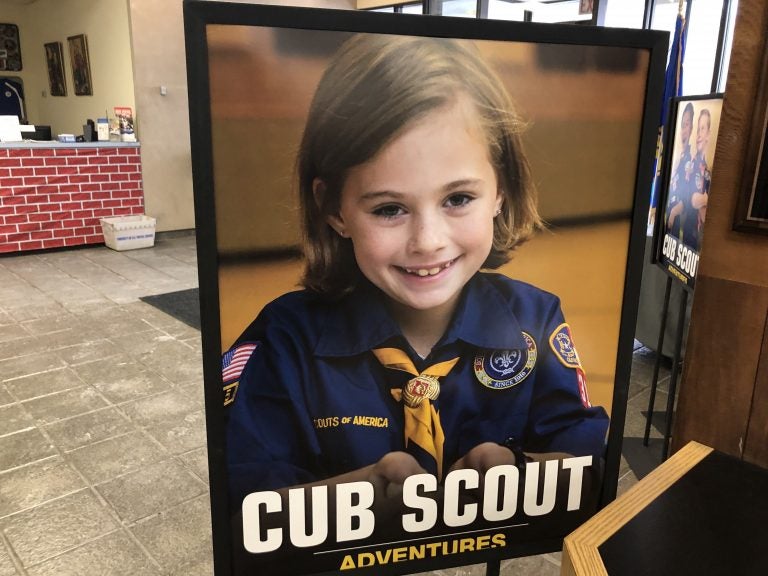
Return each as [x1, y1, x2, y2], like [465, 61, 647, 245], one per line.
[326, 95, 502, 329]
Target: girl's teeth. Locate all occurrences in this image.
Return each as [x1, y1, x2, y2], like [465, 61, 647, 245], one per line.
[409, 266, 446, 276]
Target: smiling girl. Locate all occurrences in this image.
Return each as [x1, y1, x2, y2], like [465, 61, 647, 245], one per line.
[223, 34, 609, 510]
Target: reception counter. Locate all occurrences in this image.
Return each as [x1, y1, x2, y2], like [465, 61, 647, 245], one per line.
[0, 142, 144, 253]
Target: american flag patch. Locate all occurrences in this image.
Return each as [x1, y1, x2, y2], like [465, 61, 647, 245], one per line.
[222, 342, 258, 384]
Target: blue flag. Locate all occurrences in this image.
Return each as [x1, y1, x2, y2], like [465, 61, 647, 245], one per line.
[648, 4, 687, 235]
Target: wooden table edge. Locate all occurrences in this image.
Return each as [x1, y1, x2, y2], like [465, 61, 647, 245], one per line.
[561, 441, 714, 576]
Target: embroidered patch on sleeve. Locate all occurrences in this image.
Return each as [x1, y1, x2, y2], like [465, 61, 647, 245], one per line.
[548, 323, 582, 369]
[222, 342, 259, 406]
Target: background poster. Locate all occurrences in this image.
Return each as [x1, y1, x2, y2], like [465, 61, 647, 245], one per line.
[656, 95, 723, 289]
[186, 4, 665, 575]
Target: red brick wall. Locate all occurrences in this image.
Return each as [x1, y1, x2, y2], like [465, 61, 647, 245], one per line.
[0, 145, 144, 253]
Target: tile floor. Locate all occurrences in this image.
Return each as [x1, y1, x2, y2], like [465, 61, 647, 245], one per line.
[0, 232, 670, 576]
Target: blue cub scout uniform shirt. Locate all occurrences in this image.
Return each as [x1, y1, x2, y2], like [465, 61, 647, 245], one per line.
[225, 273, 609, 505]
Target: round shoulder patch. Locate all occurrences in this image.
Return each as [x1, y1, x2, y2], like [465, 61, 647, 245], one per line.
[474, 332, 537, 390]
[548, 323, 581, 369]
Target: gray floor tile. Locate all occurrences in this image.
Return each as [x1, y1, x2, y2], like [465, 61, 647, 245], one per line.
[66, 431, 165, 484]
[131, 495, 212, 573]
[89, 314, 154, 341]
[0, 325, 28, 345]
[73, 358, 171, 404]
[108, 329, 176, 358]
[0, 429, 55, 472]
[31, 328, 103, 351]
[0, 404, 33, 438]
[53, 339, 123, 366]
[20, 315, 77, 337]
[22, 386, 107, 426]
[0, 336, 52, 363]
[120, 389, 201, 428]
[96, 460, 207, 523]
[0, 456, 85, 518]
[43, 407, 135, 452]
[4, 367, 84, 402]
[144, 409, 206, 455]
[132, 339, 203, 385]
[623, 388, 668, 439]
[0, 385, 13, 408]
[0, 541, 18, 576]
[167, 552, 214, 576]
[2, 489, 118, 567]
[500, 554, 561, 575]
[0, 353, 66, 383]
[6, 303, 65, 323]
[0, 311, 14, 327]
[25, 530, 160, 576]
[179, 447, 209, 483]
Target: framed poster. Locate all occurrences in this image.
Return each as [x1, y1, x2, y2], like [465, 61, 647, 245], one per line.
[184, 3, 666, 575]
[0, 24, 21, 71]
[655, 94, 724, 290]
[67, 34, 92, 96]
[734, 43, 768, 234]
[44, 41, 66, 97]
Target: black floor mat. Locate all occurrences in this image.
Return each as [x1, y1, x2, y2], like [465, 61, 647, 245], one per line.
[141, 288, 200, 330]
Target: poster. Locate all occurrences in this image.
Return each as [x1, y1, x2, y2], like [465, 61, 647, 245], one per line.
[184, 3, 665, 575]
[656, 95, 723, 289]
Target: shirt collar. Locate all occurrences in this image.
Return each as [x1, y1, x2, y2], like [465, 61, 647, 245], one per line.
[315, 273, 526, 357]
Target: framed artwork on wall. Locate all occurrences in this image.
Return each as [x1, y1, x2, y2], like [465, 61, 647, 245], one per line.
[0, 24, 22, 71]
[734, 44, 768, 234]
[67, 34, 92, 96]
[44, 41, 66, 97]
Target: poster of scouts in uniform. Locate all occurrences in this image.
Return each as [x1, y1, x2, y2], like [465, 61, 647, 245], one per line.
[656, 94, 723, 289]
[184, 3, 666, 575]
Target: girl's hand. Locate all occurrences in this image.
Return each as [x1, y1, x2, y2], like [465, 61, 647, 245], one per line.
[367, 451, 427, 501]
[449, 442, 517, 475]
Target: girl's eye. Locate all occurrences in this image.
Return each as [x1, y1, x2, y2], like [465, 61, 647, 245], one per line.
[445, 193, 473, 208]
[372, 204, 405, 218]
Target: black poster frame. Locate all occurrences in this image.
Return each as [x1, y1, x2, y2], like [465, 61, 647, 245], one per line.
[184, 2, 666, 574]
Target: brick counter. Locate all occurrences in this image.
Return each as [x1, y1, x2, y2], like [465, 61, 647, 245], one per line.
[0, 142, 144, 253]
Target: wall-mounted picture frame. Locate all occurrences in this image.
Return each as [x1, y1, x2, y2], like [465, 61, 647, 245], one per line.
[44, 41, 66, 97]
[655, 94, 724, 291]
[734, 44, 768, 234]
[0, 24, 22, 71]
[67, 33, 92, 96]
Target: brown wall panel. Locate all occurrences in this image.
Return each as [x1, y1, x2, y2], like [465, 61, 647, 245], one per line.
[673, 0, 768, 465]
[745, 319, 768, 467]
[674, 277, 768, 456]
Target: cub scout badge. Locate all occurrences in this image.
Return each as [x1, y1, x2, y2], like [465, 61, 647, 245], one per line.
[549, 323, 581, 368]
[222, 342, 259, 406]
[549, 324, 592, 407]
[474, 332, 536, 390]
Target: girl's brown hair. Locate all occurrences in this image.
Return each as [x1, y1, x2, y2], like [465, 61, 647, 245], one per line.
[298, 34, 541, 296]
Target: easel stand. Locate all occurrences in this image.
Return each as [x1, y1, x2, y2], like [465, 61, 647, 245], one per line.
[485, 559, 501, 575]
[642, 276, 689, 460]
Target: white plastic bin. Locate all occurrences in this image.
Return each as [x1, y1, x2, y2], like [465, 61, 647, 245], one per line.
[100, 215, 156, 251]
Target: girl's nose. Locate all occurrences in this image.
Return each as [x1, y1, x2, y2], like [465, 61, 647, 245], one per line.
[408, 213, 447, 254]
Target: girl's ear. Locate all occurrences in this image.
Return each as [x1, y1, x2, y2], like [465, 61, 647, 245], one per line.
[495, 189, 504, 214]
[313, 178, 347, 237]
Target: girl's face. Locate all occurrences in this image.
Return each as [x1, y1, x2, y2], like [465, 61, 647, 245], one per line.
[327, 97, 502, 322]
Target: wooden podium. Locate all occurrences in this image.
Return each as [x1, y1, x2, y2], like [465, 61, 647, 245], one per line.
[562, 441, 768, 575]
